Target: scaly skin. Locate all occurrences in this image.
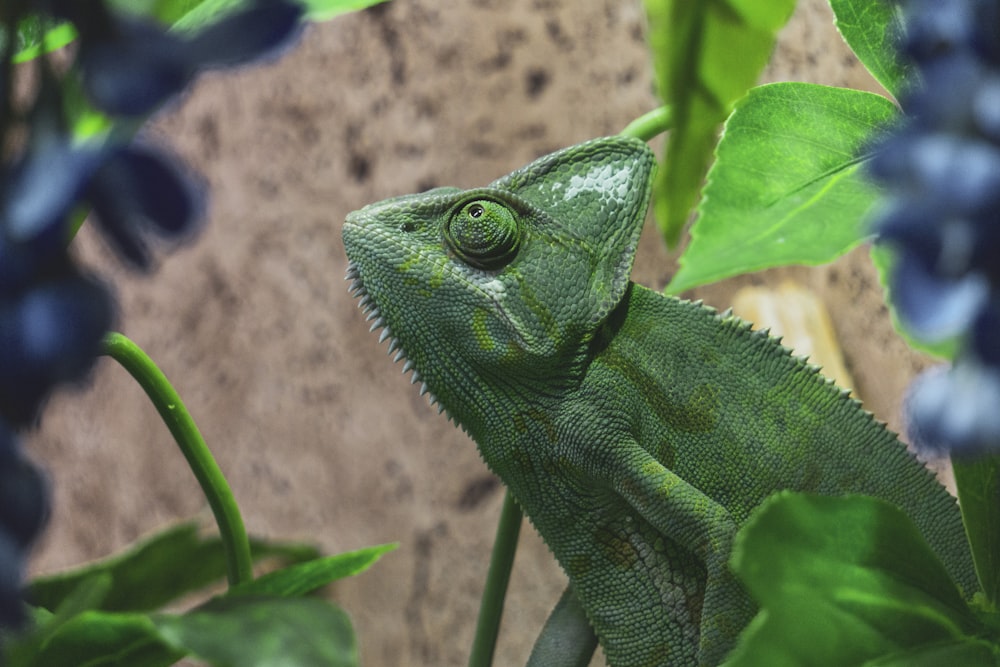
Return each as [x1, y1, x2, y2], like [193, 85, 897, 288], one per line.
[342, 136, 976, 666]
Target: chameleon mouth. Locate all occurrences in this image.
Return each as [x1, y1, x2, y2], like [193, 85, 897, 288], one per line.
[345, 261, 447, 415]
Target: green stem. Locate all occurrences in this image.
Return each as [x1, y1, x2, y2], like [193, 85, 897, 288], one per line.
[101, 332, 254, 588]
[952, 454, 1000, 610]
[620, 105, 674, 142]
[468, 489, 523, 667]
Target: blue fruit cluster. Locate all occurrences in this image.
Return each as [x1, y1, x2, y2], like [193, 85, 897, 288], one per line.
[0, 0, 302, 633]
[868, 0, 1000, 456]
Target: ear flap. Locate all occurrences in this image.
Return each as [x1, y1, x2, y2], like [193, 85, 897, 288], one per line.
[491, 136, 656, 323]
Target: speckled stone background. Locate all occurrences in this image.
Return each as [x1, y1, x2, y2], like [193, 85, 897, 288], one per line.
[27, 1, 933, 665]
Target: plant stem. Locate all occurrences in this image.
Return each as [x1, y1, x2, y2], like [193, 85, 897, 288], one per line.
[101, 332, 254, 588]
[620, 105, 674, 142]
[952, 454, 1000, 610]
[468, 489, 523, 667]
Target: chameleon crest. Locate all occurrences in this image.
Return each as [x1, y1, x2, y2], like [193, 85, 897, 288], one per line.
[343, 136, 975, 667]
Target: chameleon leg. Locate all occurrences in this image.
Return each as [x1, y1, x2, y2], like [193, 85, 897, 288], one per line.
[526, 586, 599, 667]
[607, 445, 756, 665]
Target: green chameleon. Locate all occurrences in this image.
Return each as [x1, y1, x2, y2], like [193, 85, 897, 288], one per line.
[342, 136, 977, 666]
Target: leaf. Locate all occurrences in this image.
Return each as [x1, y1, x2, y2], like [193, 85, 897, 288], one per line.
[643, 0, 797, 246]
[229, 543, 397, 598]
[667, 82, 897, 294]
[11, 610, 183, 667]
[864, 638, 1000, 666]
[155, 597, 358, 667]
[29, 522, 319, 614]
[300, 0, 391, 22]
[829, 0, 913, 99]
[726, 492, 980, 667]
[10, 22, 77, 63]
[953, 455, 1000, 612]
[152, 0, 389, 31]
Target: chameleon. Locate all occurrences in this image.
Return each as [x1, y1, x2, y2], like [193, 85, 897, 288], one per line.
[342, 136, 977, 666]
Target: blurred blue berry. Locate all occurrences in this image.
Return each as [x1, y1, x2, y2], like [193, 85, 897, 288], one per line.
[869, 0, 1000, 456]
[888, 251, 988, 342]
[0, 267, 114, 425]
[85, 143, 206, 269]
[0, 426, 48, 551]
[60, 0, 304, 116]
[1, 91, 102, 255]
[0, 532, 25, 628]
[907, 363, 1000, 457]
[2, 126, 204, 272]
[0, 425, 45, 630]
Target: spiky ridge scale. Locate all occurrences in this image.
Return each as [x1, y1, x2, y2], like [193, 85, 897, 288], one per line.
[346, 261, 450, 419]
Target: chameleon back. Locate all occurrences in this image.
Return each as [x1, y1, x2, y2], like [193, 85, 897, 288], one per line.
[595, 282, 974, 590]
[343, 135, 976, 666]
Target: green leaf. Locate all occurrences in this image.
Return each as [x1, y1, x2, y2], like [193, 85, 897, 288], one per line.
[953, 455, 1000, 612]
[300, 0, 391, 22]
[155, 0, 388, 31]
[829, 0, 913, 99]
[10, 21, 77, 63]
[229, 543, 397, 598]
[667, 82, 897, 294]
[869, 244, 960, 360]
[163, 0, 266, 32]
[643, 0, 797, 246]
[864, 638, 1000, 666]
[29, 522, 319, 614]
[10, 611, 182, 667]
[726, 492, 980, 667]
[155, 597, 358, 667]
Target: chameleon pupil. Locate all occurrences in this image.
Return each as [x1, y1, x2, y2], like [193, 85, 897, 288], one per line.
[445, 198, 521, 270]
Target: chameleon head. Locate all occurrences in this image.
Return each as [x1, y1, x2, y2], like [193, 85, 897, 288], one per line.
[342, 136, 655, 430]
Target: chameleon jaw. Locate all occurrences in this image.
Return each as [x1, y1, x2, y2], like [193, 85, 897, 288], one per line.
[345, 261, 448, 416]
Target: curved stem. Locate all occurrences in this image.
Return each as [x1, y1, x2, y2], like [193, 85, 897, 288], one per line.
[101, 332, 254, 587]
[468, 489, 523, 667]
[620, 105, 674, 142]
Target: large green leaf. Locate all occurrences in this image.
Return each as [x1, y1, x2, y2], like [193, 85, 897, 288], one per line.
[9, 611, 182, 667]
[865, 639, 1000, 666]
[29, 522, 319, 614]
[667, 82, 897, 293]
[229, 543, 397, 598]
[155, 597, 357, 667]
[726, 492, 982, 667]
[829, 0, 912, 99]
[643, 0, 797, 246]
[953, 455, 1000, 612]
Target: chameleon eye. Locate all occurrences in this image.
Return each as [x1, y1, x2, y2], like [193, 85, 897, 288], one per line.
[445, 199, 521, 270]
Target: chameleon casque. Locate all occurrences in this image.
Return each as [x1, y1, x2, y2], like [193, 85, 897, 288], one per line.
[342, 136, 976, 666]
